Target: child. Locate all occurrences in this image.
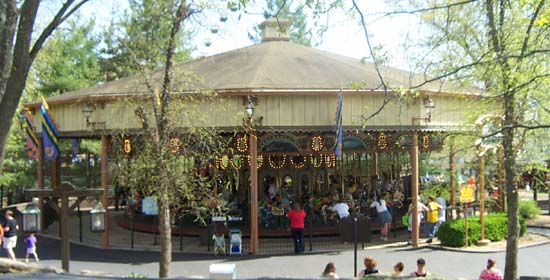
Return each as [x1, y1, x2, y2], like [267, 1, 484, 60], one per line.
[24, 233, 39, 262]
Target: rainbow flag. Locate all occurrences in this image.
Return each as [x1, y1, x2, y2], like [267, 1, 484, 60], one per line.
[40, 97, 59, 161]
[335, 89, 343, 159]
[23, 109, 38, 159]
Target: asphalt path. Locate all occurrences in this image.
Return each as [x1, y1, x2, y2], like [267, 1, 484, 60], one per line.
[4, 235, 550, 279]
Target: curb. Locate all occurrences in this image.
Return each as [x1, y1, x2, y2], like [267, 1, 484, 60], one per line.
[425, 239, 550, 254]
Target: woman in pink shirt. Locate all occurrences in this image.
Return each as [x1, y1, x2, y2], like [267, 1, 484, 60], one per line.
[479, 258, 503, 280]
[287, 203, 306, 253]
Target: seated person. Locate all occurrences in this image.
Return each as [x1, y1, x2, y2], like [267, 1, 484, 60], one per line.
[330, 199, 350, 219]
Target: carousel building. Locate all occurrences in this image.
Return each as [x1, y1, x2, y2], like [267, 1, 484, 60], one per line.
[25, 18, 480, 251]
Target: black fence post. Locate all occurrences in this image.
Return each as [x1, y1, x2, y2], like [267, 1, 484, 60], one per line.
[130, 211, 134, 249]
[78, 203, 82, 243]
[0, 185, 4, 208]
[309, 213, 313, 251]
[354, 217, 358, 277]
[153, 215, 158, 245]
[179, 217, 183, 251]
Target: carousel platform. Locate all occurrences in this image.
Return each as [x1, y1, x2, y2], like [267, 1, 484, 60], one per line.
[114, 212, 405, 238]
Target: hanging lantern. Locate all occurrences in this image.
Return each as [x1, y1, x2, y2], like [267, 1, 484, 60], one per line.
[422, 135, 430, 149]
[123, 139, 132, 154]
[311, 136, 323, 152]
[236, 136, 248, 153]
[377, 132, 388, 150]
[90, 202, 106, 232]
[22, 201, 41, 233]
[169, 137, 181, 154]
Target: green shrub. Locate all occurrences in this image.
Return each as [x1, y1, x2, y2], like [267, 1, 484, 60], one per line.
[438, 213, 526, 247]
[519, 200, 541, 219]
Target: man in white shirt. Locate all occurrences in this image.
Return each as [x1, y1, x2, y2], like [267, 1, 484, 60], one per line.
[435, 191, 447, 233]
[331, 199, 350, 219]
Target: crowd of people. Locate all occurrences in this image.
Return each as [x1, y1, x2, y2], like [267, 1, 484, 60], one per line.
[321, 256, 503, 279]
[0, 210, 40, 262]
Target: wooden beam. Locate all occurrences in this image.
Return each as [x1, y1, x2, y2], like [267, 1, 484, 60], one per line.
[44, 199, 60, 215]
[25, 189, 103, 199]
[101, 135, 110, 248]
[69, 197, 86, 212]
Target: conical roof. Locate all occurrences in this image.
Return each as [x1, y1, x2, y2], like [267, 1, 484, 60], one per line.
[46, 40, 479, 104]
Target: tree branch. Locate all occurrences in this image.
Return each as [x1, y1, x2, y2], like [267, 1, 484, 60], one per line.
[29, 0, 90, 60]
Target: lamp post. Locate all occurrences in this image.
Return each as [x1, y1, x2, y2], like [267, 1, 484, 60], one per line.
[245, 96, 260, 254]
[90, 201, 106, 232]
[22, 200, 41, 233]
[410, 97, 435, 247]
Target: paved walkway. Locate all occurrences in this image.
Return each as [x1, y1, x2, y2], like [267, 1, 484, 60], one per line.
[4, 235, 550, 279]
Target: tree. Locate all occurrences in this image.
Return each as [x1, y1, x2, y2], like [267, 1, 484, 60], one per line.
[99, 0, 193, 81]
[0, 0, 91, 174]
[113, 1, 233, 277]
[351, 1, 550, 278]
[34, 19, 101, 95]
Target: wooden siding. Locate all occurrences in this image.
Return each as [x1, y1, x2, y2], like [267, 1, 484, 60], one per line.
[31, 93, 473, 134]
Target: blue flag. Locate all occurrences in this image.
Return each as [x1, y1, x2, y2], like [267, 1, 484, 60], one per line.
[335, 90, 343, 159]
[40, 97, 59, 161]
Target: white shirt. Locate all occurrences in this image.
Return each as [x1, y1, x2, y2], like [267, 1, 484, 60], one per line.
[331, 203, 349, 218]
[436, 197, 446, 221]
[370, 199, 388, 213]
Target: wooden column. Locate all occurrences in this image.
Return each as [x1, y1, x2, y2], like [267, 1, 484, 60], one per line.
[86, 151, 91, 188]
[61, 193, 69, 271]
[479, 155, 486, 241]
[249, 133, 259, 254]
[373, 153, 379, 177]
[449, 144, 455, 208]
[101, 135, 109, 248]
[410, 131, 419, 247]
[37, 138, 45, 232]
[52, 157, 59, 189]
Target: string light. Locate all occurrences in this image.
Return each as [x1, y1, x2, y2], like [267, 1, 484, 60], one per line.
[168, 137, 181, 154]
[248, 155, 263, 169]
[268, 155, 286, 169]
[325, 153, 336, 167]
[236, 135, 248, 153]
[310, 154, 324, 168]
[123, 139, 132, 154]
[232, 155, 243, 169]
[290, 154, 305, 168]
[215, 156, 221, 169]
[220, 155, 229, 169]
[377, 132, 388, 150]
[311, 135, 323, 151]
[422, 135, 430, 149]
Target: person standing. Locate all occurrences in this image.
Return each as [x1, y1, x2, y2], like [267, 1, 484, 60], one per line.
[370, 194, 392, 241]
[24, 233, 39, 262]
[3, 210, 18, 261]
[435, 191, 446, 233]
[425, 196, 441, 243]
[407, 196, 429, 245]
[287, 203, 306, 253]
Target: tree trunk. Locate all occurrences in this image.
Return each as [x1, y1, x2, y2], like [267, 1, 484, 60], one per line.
[0, 0, 18, 102]
[0, 0, 40, 171]
[503, 91, 518, 280]
[158, 189, 172, 278]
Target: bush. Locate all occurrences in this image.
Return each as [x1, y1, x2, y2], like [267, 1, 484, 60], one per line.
[438, 213, 526, 247]
[519, 200, 541, 219]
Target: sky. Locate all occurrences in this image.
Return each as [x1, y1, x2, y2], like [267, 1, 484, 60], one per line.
[37, 1, 419, 70]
